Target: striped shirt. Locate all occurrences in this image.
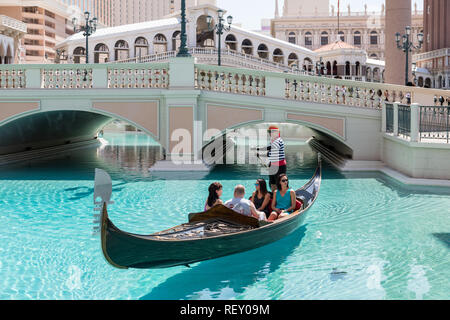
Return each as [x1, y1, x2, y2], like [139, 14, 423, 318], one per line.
[259, 137, 285, 165]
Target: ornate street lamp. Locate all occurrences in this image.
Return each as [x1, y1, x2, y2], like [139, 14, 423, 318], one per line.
[72, 11, 97, 64]
[395, 26, 423, 86]
[207, 9, 233, 66]
[177, 0, 191, 57]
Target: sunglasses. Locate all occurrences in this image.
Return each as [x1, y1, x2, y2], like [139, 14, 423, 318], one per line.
[281, 179, 288, 183]
[255, 183, 259, 186]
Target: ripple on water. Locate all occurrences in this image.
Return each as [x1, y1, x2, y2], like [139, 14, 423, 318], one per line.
[0, 133, 449, 300]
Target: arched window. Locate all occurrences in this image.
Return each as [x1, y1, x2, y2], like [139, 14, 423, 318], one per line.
[303, 57, 313, 72]
[338, 31, 345, 42]
[153, 34, 167, 54]
[418, 77, 424, 87]
[225, 34, 237, 51]
[94, 43, 109, 63]
[73, 46, 86, 64]
[203, 38, 215, 48]
[425, 78, 432, 88]
[355, 61, 361, 76]
[241, 39, 253, 55]
[321, 31, 329, 46]
[134, 37, 148, 58]
[373, 68, 381, 82]
[288, 32, 296, 44]
[354, 31, 361, 45]
[366, 67, 372, 81]
[370, 53, 378, 59]
[304, 32, 312, 46]
[273, 48, 284, 64]
[326, 61, 332, 75]
[288, 53, 299, 67]
[333, 61, 338, 75]
[172, 31, 181, 51]
[257, 43, 268, 59]
[370, 31, 378, 45]
[114, 40, 129, 61]
[345, 61, 351, 76]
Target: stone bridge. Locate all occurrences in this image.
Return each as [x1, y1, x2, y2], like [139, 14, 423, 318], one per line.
[0, 57, 448, 175]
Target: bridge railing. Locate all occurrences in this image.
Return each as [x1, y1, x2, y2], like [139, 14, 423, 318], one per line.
[0, 58, 447, 111]
[113, 47, 315, 75]
[0, 62, 170, 89]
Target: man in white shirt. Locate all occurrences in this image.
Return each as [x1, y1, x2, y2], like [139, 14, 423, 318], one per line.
[225, 185, 266, 221]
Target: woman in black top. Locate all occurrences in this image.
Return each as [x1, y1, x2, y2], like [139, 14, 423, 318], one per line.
[251, 179, 271, 218]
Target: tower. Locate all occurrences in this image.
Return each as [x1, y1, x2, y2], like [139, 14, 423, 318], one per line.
[385, 0, 412, 85]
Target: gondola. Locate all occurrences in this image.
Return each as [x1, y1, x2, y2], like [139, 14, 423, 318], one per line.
[94, 156, 322, 269]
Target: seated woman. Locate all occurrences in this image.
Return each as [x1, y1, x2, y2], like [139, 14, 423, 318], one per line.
[204, 182, 223, 211]
[267, 174, 296, 221]
[250, 179, 272, 219]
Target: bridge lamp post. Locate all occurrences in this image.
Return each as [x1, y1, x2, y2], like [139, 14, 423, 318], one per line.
[72, 11, 97, 64]
[206, 10, 233, 66]
[395, 26, 423, 86]
[177, 0, 191, 57]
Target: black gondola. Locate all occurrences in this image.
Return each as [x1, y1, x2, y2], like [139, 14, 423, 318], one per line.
[94, 157, 322, 269]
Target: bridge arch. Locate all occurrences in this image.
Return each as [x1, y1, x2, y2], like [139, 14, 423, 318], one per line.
[202, 103, 352, 157]
[0, 102, 164, 156]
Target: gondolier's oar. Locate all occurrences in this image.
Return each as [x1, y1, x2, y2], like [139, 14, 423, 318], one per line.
[256, 152, 269, 168]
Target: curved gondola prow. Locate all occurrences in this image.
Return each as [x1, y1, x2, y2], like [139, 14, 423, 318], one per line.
[93, 168, 114, 234]
[295, 153, 322, 210]
[94, 169, 128, 269]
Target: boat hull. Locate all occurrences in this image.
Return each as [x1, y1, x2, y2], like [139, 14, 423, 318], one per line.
[102, 207, 309, 269]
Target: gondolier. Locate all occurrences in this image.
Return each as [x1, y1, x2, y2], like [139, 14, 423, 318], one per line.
[256, 126, 287, 192]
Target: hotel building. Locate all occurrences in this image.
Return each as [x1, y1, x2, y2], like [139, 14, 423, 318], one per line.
[413, 0, 450, 89]
[270, 0, 423, 61]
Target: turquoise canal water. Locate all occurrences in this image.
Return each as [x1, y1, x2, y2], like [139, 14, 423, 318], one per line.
[0, 132, 449, 300]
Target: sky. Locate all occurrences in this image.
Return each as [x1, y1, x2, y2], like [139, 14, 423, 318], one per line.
[216, 0, 423, 31]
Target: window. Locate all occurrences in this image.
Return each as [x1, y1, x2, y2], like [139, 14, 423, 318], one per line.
[321, 31, 329, 46]
[354, 31, 361, 45]
[288, 32, 296, 44]
[370, 31, 378, 45]
[338, 31, 345, 42]
[305, 32, 312, 46]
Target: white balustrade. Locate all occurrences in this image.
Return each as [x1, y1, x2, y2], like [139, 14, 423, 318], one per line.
[42, 66, 93, 89]
[0, 68, 25, 89]
[107, 63, 169, 89]
[195, 64, 265, 96]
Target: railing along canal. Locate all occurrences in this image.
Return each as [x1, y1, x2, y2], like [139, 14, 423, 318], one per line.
[386, 103, 394, 133]
[398, 104, 411, 137]
[419, 106, 450, 143]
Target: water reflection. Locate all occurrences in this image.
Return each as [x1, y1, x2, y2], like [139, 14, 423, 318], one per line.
[140, 226, 307, 300]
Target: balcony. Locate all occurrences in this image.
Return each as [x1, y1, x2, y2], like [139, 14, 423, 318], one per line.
[0, 15, 27, 33]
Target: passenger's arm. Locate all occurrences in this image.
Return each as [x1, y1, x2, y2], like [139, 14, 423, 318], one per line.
[272, 191, 281, 214]
[249, 202, 262, 219]
[259, 193, 271, 211]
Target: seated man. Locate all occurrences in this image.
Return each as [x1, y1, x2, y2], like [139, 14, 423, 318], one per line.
[225, 185, 266, 221]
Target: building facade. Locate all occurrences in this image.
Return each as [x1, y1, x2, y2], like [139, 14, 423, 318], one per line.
[271, 0, 423, 61]
[0, 14, 26, 64]
[413, 0, 450, 89]
[0, 0, 84, 63]
[110, 0, 216, 27]
[59, 0, 112, 27]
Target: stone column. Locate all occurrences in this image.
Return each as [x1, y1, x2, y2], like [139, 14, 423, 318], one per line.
[393, 101, 399, 136]
[410, 103, 420, 142]
[385, 0, 412, 85]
